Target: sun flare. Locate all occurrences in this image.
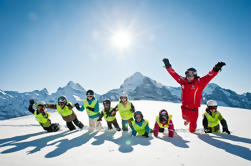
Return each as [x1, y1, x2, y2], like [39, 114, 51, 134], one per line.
[110, 30, 132, 50]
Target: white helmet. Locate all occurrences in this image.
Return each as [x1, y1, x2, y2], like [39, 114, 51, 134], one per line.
[207, 100, 217, 107]
[120, 92, 128, 98]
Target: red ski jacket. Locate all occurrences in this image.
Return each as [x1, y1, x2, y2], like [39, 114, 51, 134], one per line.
[167, 67, 218, 109]
[153, 119, 174, 137]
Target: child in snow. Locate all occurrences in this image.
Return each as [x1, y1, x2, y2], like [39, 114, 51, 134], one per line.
[46, 96, 84, 131]
[113, 92, 135, 131]
[97, 99, 121, 131]
[131, 111, 152, 137]
[28, 99, 60, 132]
[202, 100, 230, 134]
[163, 58, 226, 133]
[75, 90, 103, 131]
[153, 109, 174, 137]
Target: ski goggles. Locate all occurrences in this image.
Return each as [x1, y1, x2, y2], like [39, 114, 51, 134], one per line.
[160, 111, 167, 116]
[185, 72, 195, 77]
[208, 106, 217, 110]
[87, 95, 93, 98]
[135, 114, 142, 120]
[58, 102, 65, 106]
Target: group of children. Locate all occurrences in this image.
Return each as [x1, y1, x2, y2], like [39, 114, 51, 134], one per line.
[28, 89, 230, 137]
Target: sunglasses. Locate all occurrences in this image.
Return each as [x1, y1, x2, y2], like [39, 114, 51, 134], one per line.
[87, 95, 93, 98]
[135, 114, 142, 120]
[58, 102, 65, 105]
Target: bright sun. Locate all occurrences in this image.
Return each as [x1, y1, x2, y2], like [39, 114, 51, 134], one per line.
[110, 30, 132, 50]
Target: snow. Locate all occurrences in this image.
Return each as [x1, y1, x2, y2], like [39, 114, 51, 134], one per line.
[120, 72, 145, 92]
[0, 100, 250, 166]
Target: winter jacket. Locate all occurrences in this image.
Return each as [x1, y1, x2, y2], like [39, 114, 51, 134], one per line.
[131, 119, 150, 136]
[78, 97, 100, 119]
[166, 67, 218, 109]
[153, 117, 174, 137]
[114, 101, 135, 120]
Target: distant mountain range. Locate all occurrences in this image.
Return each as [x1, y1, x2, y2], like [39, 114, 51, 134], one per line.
[0, 72, 250, 120]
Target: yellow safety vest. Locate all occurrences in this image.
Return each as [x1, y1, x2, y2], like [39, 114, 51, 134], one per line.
[34, 110, 51, 127]
[132, 120, 149, 135]
[117, 101, 133, 120]
[102, 107, 116, 122]
[83, 99, 99, 117]
[202, 111, 221, 127]
[57, 102, 73, 117]
[156, 115, 172, 128]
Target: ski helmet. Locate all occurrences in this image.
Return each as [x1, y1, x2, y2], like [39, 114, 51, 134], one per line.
[120, 92, 128, 99]
[207, 100, 217, 109]
[134, 111, 143, 120]
[58, 96, 67, 104]
[159, 109, 168, 119]
[86, 90, 94, 96]
[37, 101, 46, 108]
[185, 68, 197, 77]
[103, 99, 111, 106]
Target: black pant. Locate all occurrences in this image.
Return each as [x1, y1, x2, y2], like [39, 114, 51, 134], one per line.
[43, 123, 60, 132]
[107, 119, 121, 130]
[122, 118, 133, 131]
[66, 118, 84, 130]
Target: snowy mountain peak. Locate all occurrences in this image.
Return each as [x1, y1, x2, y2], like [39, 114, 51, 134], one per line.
[65, 81, 85, 91]
[120, 72, 145, 92]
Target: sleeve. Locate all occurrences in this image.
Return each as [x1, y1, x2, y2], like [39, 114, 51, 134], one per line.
[46, 104, 57, 109]
[168, 119, 174, 137]
[113, 105, 118, 112]
[153, 122, 160, 137]
[202, 115, 209, 129]
[220, 118, 228, 130]
[130, 103, 135, 113]
[145, 122, 150, 134]
[199, 70, 218, 89]
[28, 105, 35, 114]
[131, 127, 137, 136]
[78, 105, 85, 112]
[98, 111, 104, 120]
[166, 67, 185, 85]
[66, 103, 73, 110]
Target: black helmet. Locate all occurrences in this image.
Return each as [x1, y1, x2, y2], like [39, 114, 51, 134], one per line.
[103, 99, 111, 106]
[185, 68, 197, 77]
[58, 96, 67, 104]
[134, 111, 143, 120]
[86, 90, 94, 96]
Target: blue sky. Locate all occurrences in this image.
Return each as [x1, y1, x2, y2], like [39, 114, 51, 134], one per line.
[0, 0, 250, 94]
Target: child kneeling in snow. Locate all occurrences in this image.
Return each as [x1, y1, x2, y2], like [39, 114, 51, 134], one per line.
[97, 99, 121, 131]
[131, 111, 152, 137]
[153, 109, 174, 137]
[28, 99, 60, 132]
[202, 100, 230, 134]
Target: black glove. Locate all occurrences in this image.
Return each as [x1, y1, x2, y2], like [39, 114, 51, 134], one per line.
[87, 106, 95, 111]
[29, 99, 35, 105]
[213, 62, 226, 72]
[162, 58, 171, 69]
[74, 103, 80, 110]
[97, 118, 102, 121]
[142, 132, 149, 137]
[204, 128, 211, 133]
[223, 128, 230, 135]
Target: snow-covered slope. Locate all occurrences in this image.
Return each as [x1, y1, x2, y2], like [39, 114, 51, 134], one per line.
[0, 100, 250, 166]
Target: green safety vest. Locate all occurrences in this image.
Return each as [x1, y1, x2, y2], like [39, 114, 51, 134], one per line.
[156, 115, 172, 128]
[102, 107, 116, 122]
[57, 102, 73, 117]
[83, 99, 99, 117]
[117, 101, 134, 120]
[34, 110, 51, 127]
[132, 120, 149, 135]
[203, 111, 221, 128]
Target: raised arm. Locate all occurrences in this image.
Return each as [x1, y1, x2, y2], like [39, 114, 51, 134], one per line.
[163, 58, 184, 85]
[28, 99, 35, 114]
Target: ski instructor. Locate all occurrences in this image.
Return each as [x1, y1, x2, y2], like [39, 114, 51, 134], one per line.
[162, 58, 225, 133]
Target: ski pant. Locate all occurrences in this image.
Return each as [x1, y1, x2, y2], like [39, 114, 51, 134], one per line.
[42, 123, 60, 132]
[181, 106, 198, 133]
[66, 118, 84, 131]
[107, 119, 121, 131]
[122, 118, 133, 131]
[89, 117, 103, 131]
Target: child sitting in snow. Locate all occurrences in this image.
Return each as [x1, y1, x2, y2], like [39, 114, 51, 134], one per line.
[131, 111, 152, 137]
[153, 109, 174, 137]
[97, 99, 121, 131]
[202, 100, 230, 134]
